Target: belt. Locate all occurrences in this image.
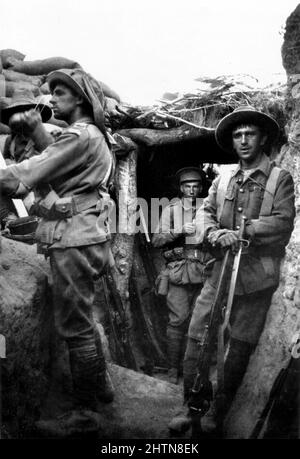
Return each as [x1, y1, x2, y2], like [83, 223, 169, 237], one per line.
[71, 190, 101, 214]
[47, 190, 102, 219]
[163, 247, 203, 262]
[183, 248, 202, 259]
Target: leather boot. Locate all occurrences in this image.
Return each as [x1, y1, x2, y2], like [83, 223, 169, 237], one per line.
[167, 326, 184, 384]
[168, 403, 192, 434]
[68, 342, 100, 411]
[169, 337, 206, 435]
[168, 373, 196, 434]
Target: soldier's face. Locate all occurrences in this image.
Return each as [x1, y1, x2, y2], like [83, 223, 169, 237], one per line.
[232, 124, 267, 165]
[50, 84, 82, 120]
[180, 181, 201, 199]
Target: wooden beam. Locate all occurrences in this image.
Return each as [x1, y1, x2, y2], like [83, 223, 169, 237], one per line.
[117, 125, 214, 147]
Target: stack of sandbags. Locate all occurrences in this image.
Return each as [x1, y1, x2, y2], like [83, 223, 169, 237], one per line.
[0, 49, 82, 135]
[0, 49, 121, 136]
[0, 49, 82, 99]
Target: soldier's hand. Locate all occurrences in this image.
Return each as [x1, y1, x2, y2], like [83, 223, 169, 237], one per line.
[208, 228, 228, 246]
[9, 109, 42, 135]
[182, 222, 196, 234]
[217, 230, 240, 253]
[2, 212, 18, 233]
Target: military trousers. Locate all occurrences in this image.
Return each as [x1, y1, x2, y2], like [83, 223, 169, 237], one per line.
[184, 279, 275, 397]
[188, 280, 275, 344]
[49, 242, 110, 408]
[167, 283, 203, 330]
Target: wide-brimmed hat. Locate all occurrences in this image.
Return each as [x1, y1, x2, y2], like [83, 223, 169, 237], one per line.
[47, 68, 109, 145]
[1, 89, 52, 125]
[176, 167, 206, 184]
[47, 69, 92, 105]
[215, 105, 279, 153]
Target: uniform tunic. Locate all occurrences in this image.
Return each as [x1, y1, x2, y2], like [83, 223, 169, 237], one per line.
[152, 198, 208, 329]
[189, 154, 295, 344]
[0, 116, 113, 406]
[0, 117, 112, 249]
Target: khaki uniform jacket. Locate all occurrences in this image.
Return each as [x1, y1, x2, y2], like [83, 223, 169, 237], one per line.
[152, 198, 208, 285]
[152, 197, 203, 249]
[195, 154, 295, 294]
[0, 117, 113, 249]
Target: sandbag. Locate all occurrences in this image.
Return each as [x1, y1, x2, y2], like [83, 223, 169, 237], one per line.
[105, 97, 120, 116]
[0, 49, 25, 68]
[99, 80, 121, 102]
[6, 57, 81, 75]
[5, 80, 40, 97]
[40, 82, 50, 95]
[0, 124, 10, 135]
[3, 69, 45, 87]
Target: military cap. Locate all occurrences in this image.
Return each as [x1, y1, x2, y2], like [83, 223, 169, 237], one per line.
[175, 167, 206, 184]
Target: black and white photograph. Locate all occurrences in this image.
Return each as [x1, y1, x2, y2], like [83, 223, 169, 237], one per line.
[0, 0, 299, 449]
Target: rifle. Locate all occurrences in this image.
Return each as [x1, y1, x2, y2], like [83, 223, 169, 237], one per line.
[132, 206, 167, 367]
[131, 263, 167, 366]
[187, 249, 232, 438]
[250, 330, 300, 439]
[96, 193, 137, 369]
[101, 268, 138, 371]
[216, 216, 248, 424]
[188, 218, 248, 438]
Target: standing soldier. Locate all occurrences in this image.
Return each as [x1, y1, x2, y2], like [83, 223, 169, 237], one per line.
[169, 106, 295, 435]
[0, 69, 115, 436]
[152, 168, 211, 384]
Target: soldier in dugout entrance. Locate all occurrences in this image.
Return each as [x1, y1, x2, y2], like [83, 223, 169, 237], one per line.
[152, 167, 213, 384]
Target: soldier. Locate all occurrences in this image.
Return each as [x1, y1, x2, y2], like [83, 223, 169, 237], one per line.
[152, 167, 212, 384]
[0, 69, 115, 436]
[169, 105, 295, 434]
[0, 89, 53, 225]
